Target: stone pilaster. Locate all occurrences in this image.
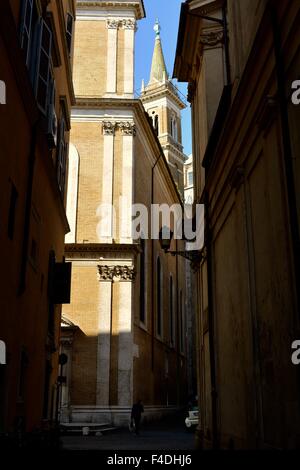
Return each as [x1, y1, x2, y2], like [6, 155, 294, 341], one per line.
[97, 121, 116, 243]
[119, 122, 136, 243]
[96, 279, 112, 406]
[106, 19, 118, 94]
[123, 19, 136, 96]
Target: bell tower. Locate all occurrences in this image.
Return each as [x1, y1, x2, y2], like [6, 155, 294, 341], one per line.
[141, 19, 186, 193]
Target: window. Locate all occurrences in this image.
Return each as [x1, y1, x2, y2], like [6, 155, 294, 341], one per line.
[19, 0, 35, 67]
[171, 115, 178, 141]
[33, 19, 52, 115]
[56, 113, 68, 197]
[156, 257, 163, 336]
[20, 1, 53, 116]
[169, 275, 174, 346]
[8, 183, 18, 240]
[151, 111, 159, 136]
[188, 171, 193, 187]
[47, 76, 58, 148]
[66, 13, 74, 55]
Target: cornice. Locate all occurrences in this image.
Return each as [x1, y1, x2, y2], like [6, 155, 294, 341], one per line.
[76, 1, 145, 20]
[72, 98, 183, 205]
[65, 243, 141, 254]
[141, 83, 186, 110]
[161, 141, 185, 160]
[189, 0, 224, 16]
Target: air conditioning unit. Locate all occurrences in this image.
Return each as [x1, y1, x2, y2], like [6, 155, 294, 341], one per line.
[47, 107, 58, 149]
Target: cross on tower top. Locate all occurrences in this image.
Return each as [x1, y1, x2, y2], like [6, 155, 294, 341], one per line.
[154, 18, 161, 39]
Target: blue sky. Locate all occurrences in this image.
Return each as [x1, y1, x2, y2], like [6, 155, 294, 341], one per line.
[135, 0, 192, 156]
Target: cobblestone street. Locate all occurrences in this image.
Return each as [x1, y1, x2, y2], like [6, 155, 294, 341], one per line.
[60, 418, 196, 451]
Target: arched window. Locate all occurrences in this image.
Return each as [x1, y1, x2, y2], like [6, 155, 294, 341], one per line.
[151, 112, 159, 136]
[157, 257, 163, 336]
[169, 275, 174, 345]
[171, 115, 177, 141]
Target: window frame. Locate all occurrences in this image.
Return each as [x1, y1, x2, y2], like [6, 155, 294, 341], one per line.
[66, 12, 74, 56]
[32, 18, 53, 115]
[56, 112, 68, 198]
[19, 0, 34, 67]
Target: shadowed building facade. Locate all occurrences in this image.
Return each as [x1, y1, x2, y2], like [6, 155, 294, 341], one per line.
[0, 0, 75, 435]
[61, 0, 188, 426]
[174, 0, 300, 449]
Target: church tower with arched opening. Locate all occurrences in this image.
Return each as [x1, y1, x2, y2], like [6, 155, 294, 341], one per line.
[141, 19, 186, 194]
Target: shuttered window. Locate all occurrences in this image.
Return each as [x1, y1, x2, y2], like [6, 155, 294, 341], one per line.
[47, 77, 58, 148]
[33, 19, 52, 115]
[66, 13, 74, 55]
[19, 0, 34, 67]
[57, 116, 68, 197]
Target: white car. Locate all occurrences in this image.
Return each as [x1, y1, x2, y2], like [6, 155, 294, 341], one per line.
[185, 408, 199, 428]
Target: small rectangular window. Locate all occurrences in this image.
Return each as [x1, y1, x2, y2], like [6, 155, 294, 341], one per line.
[8, 183, 18, 240]
[66, 13, 74, 55]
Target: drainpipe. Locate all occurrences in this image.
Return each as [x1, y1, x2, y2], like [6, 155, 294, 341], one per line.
[176, 239, 180, 407]
[204, 191, 219, 449]
[269, 4, 300, 317]
[151, 153, 163, 370]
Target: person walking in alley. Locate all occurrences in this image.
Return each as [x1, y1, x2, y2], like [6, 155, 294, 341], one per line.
[131, 400, 144, 435]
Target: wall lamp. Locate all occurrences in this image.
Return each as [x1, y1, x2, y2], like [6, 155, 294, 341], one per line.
[159, 226, 203, 265]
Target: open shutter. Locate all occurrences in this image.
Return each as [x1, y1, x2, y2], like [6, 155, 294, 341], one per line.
[19, 0, 34, 67]
[57, 117, 67, 196]
[66, 13, 74, 55]
[33, 18, 52, 115]
[47, 78, 58, 148]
